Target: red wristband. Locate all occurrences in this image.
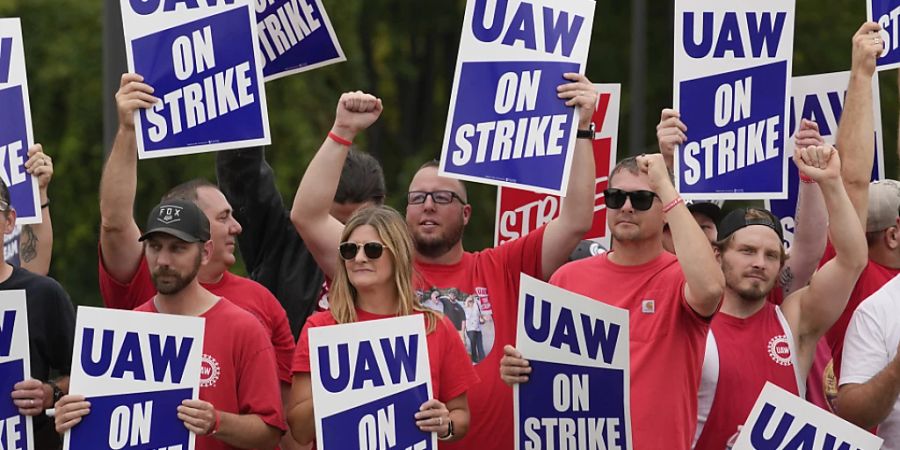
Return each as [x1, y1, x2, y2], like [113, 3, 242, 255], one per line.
[662, 197, 685, 213]
[327, 131, 352, 146]
[799, 172, 816, 184]
[208, 409, 221, 436]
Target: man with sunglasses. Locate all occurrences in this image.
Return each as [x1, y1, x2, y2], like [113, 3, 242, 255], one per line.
[291, 73, 599, 450]
[502, 153, 726, 449]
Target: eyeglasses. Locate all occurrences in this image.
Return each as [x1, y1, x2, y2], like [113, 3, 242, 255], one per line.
[603, 188, 658, 211]
[339, 242, 388, 260]
[407, 191, 467, 205]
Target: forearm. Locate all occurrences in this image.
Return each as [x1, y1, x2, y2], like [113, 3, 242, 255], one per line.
[99, 127, 139, 232]
[781, 181, 826, 295]
[19, 220, 51, 275]
[288, 399, 316, 445]
[445, 404, 470, 442]
[664, 191, 724, 315]
[819, 178, 868, 270]
[290, 138, 348, 230]
[542, 140, 595, 279]
[836, 74, 875, 225]
[837, 362, 900, 428]
[216, 411, 281, 449]
[41, 376, 69, 409]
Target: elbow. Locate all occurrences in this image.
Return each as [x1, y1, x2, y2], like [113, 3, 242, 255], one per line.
[287, 406, 315, 446]
[835, 390, 875, 430]
[289, 207, 308, 234]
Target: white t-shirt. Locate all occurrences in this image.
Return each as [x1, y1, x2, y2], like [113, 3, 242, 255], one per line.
[841, 273, 900, 449]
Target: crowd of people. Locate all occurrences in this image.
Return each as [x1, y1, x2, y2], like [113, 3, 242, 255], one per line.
[4, 19, 899, 450]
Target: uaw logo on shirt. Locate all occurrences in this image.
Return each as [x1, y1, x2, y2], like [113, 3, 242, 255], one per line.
[158, 205, 183, 224]
[767, 334, 792, 366]
[200, 353, 221, 387]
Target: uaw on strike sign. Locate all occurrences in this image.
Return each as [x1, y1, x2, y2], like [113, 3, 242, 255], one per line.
[120, 0, 271, 159]
[309, 316, 434, 450]
[0, 291, 33, 450]
[495, 83, 619, 248]
[64, 307, 204, 450]
[440, 0, 596, 196]
[674, 0, 795, 200]
[515, 275, 631, 450]
[0, 19, 42, 224]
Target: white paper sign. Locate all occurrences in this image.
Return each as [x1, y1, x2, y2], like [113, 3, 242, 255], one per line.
[733, 382, 883, 450]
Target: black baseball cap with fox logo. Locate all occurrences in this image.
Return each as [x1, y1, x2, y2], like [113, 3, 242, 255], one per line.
[139, 199, 210, 243]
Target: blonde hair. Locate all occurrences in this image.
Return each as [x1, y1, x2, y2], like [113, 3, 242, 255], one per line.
[329, 205, 440, 333]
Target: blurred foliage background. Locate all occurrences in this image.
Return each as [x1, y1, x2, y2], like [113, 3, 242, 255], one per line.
[0, 0, 897, 305]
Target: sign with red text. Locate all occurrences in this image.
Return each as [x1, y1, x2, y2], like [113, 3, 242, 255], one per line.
[495, 84, 619, 248]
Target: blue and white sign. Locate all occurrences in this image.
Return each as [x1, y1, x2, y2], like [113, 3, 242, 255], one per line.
[515, 274, 631, 450]
[0, 291, 33, 450]
[674, 1, 796, 200]
[4, 225, 21, 268]
[64, 307, 204, 450]
[733, 382, 882, 450]
[0, 19, 42, 224]
[766, 71, 885, 250]
[309, 315, 434, 450]
[256, 0, 346, 81]
[120, 0, 271, 159]
[439, 0, 596, 196]
[871, 0, 900, 71]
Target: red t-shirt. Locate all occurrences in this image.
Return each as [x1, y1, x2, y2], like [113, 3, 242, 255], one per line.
[694, 303, 801, 450]
[410, 226, 544, 450]
[136, 298, 286, 450]
[293, 309, 478, 400]
[821, 242, 900, 380]
[550, 251, 710, 450]
[99, 248, 295, 383]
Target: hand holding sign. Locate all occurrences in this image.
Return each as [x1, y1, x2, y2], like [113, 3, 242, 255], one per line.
[11, 378, 45, 416]
[794, 145, 840, 184]
[176, 399, 216, 436]
[115, 73, 157, 131]
[414, 399, 450, 436]
[656, 108, 688, 169]
[54, 394, 90, 433]
[23, 144, 52, 192]
[331, 91, 383, 143]
[499, 344, 531, 385]
[853, 22, 882, 77]
[556, 73, 597, 128]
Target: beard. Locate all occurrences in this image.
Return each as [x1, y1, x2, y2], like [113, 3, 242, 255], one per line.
[151, 253, 201, 295]
[722, 259, 776, 302]
[413, 218, 465, 259]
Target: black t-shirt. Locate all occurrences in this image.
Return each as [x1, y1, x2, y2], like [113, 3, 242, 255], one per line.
[0, 267, 75, 450]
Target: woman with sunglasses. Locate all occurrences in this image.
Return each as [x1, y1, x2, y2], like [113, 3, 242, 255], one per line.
[288, 205, 478, 446]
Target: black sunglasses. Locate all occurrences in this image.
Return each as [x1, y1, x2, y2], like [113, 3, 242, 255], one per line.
[603, 188, 658, 211]
[407, 191, 467, 205]
[339, 242, 388, 260]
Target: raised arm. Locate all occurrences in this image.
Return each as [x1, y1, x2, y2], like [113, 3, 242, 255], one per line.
[99, 73, 157, 282]
[836, 22, 881, 227]
[640, 153, 724, 317]
[541, 73, 596, 280]
[19, 144, 53, 275]
[781, 146, 867, 343]
[779, 120, 827, 296]
[290, 92, 383, 279]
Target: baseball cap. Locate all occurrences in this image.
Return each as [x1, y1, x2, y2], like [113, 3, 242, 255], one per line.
[568, 240, 608, 261]
[138, 199, 210, 243]
[686, 200, 723, 224]
[867, 179, 900, 232]
[717, 208, 783, 242]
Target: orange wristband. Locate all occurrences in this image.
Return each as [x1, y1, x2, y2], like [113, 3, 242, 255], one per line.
[327, 131, 352, 146]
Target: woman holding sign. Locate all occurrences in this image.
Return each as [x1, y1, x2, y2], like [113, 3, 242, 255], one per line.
[288, 205, 478, 446]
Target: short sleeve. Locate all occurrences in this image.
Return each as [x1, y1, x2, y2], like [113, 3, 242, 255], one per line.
[493, 225, 545, 280]
[437, 317, 479, 401]
[237, 327, 286, 432]
[98, 244, 156, 310]
[840, 303, 889, 386]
